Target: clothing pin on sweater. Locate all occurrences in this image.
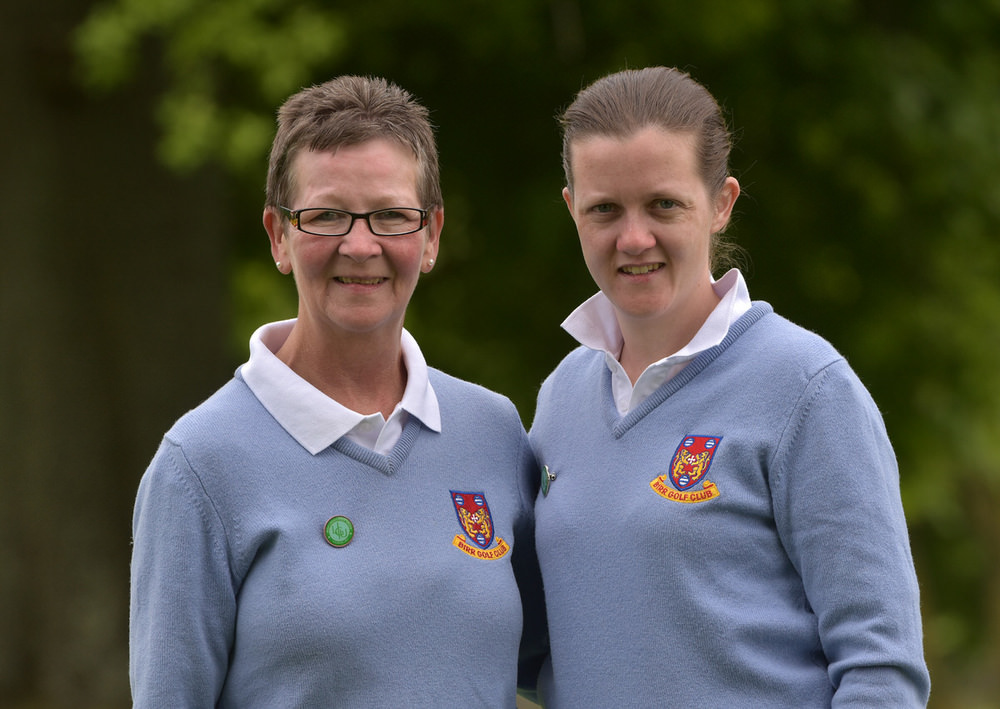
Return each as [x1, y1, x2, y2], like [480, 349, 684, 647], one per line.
[324, 516, 355, 547]
[541, 465, 557, 497]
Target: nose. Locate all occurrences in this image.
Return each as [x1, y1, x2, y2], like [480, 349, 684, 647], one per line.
[616, 213, 656, 255]
[337, 217, 382, 261]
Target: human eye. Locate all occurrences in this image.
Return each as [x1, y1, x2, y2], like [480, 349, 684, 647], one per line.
[588, 202, 619, 217]
[652, 198, 679, 210]
[370, 208, 422, 233]
[372, 209, 409, 224]
[297, 209, 350, 233]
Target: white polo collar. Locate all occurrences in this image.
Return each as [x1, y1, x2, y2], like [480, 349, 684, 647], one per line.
[241, 320, 441, 454]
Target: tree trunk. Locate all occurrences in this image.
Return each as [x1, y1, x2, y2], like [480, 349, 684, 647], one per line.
[0, 1, 231, 705]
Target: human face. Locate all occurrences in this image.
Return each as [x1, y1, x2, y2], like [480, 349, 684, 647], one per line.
[563, 126, 738, 340]
[264, 139, 441, 341]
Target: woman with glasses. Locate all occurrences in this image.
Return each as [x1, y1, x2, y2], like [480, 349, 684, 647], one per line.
[129, 75, 544, 707]
[528, 67, 929, 707]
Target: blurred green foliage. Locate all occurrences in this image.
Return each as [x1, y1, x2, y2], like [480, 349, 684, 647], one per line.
[75, 0, 1000, 704]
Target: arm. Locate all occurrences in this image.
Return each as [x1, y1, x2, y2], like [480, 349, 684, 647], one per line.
[772, 360, 930, 707]
[130, 438, 236, 708]
[511, 421, 549, 699]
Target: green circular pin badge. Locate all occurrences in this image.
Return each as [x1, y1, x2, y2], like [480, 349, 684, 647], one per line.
[324, 516, 354, 547]
[541, 465, 556, 497]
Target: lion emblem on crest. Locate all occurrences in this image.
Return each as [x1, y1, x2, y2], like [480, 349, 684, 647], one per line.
[670, 436, 722, 491]
[450, 491, 496, 549]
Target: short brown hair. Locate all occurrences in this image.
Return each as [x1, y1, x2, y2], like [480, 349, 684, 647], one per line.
[265, 75, 441, 211]
[560, 67, 732, 197]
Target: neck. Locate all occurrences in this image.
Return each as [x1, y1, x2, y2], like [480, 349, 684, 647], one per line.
[277, 323, 407, 419]
[617, 286, 719, 384]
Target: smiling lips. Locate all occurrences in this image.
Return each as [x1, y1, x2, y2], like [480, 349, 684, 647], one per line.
[620, 263, 664, 275]
[336, 276, 387, 285]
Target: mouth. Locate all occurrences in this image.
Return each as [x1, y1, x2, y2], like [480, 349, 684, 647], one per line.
[335, 276, 387, 285]
[619, 263, 664, 275]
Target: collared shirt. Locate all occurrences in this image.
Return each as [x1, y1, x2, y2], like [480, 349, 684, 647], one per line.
[241, 320, 441, 455]
[562, 268, 751, 415]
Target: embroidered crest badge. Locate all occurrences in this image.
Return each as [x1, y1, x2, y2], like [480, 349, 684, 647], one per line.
[650, 435, 723, 504]
[449, 491, 510, 560]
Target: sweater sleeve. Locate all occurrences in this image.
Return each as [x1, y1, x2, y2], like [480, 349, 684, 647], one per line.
[511, 406, 549, 698]
[770, 359, 930, 707]
[130, 437, 237, 708]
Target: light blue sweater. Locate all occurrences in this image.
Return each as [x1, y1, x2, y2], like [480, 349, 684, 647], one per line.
[529, 303, 930, 708]
[130, 369, 543, 708]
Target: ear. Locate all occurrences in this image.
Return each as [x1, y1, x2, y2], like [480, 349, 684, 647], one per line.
[562, 186, 574, 215]
[421, 205, 443, 271]
[263, 207, 289, 271]
[711, 177, 740, 234]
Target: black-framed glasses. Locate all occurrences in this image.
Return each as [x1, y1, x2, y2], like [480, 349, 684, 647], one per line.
[279, 206, 429, 237]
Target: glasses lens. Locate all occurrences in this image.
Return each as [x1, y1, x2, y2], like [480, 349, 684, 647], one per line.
[370, 209, 424, 235]
[297, 209, 352, 235]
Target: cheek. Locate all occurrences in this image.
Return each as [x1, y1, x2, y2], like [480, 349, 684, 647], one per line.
[387, 241, 427, 276]
[291, 237, 336, 265]
[578, 229, 614, 264]
[577, 238, 614, 286]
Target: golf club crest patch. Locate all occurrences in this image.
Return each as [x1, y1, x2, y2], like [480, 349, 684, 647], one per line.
[449, 491, 510, 560]
[651, 435, 722, 504]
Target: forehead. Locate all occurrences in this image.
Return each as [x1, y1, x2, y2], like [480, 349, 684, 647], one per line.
[570, 126, 699, 177]
[290, 139, 420, 204]
[569, 126, 703, 196]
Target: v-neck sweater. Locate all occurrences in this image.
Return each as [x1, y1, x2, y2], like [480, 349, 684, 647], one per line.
[130, 368, 542, 708]
[529, 302, 929, 708]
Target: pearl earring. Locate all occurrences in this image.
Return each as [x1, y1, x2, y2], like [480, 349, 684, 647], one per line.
[276, 261, 282, 269]
[427, 258, 435, 267]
